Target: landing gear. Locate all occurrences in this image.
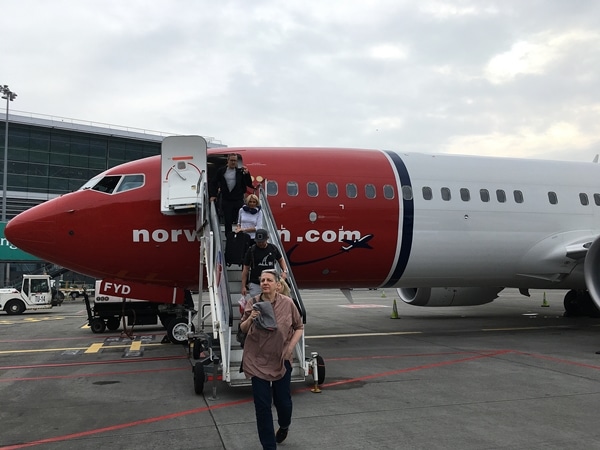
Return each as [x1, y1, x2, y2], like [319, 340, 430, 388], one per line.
[563, 290, 600, 317]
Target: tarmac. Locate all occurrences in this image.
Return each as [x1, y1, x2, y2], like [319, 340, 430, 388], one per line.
[2, 288, 600, 449]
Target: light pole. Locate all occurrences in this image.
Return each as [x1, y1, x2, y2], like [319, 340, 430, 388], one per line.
[1, 85, 17, 223]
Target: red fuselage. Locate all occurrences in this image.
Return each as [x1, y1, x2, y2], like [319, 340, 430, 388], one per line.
[6, 148, 403, 290]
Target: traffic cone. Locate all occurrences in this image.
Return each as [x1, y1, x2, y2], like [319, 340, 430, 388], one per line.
[390, 299, 400, 319]
[541, 292, 549, 307]
[381, 289, 387, 298]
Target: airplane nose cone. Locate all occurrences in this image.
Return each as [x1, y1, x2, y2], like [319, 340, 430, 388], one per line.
[5, 203, 58, 260]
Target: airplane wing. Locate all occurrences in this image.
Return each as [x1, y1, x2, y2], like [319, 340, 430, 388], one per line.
[516, 231, 597, 282]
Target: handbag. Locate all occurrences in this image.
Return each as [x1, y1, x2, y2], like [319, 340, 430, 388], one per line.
[236, 295, 262, 347]
[236, 321, 247, 347]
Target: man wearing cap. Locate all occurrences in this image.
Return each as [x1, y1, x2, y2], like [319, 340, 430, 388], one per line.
[241, 229, 289, 297]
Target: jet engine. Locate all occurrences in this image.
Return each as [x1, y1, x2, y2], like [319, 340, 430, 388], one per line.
[584, 236, 600, 309]
[397, 287, 503, 307]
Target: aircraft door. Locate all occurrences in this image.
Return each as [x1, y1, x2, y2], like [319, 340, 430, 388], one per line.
[161, 136, 207, 214]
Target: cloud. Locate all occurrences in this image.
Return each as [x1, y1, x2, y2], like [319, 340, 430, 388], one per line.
[2, 1, 600, 161]
[485, 30, 600, 84]
[443, 119, 600, 161]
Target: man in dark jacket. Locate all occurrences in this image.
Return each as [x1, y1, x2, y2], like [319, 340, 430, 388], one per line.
[209, 153, 253, 233]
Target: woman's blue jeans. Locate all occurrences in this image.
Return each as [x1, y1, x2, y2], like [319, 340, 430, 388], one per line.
[251, 360, 293, 449]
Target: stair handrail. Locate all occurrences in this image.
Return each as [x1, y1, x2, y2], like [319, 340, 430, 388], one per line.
[256, 184, 307, 323]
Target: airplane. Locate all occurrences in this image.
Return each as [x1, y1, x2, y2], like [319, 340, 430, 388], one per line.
[5, 146, 600, 316]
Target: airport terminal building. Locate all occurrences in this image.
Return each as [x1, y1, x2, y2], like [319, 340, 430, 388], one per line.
[0, 112, 224, 285]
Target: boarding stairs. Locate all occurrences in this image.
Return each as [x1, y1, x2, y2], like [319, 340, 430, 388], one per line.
[160, 136, 316, 394]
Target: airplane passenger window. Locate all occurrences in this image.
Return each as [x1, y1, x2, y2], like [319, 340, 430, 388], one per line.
[401, 186, 413, 201]
[513, 190, 524, 203]
[327, 182, 338, 198]
[548, 191, 558, 205]
[90, 176, 122, 194]
[287, 181, 299, 196]
[365, 184, 376, 199]
[307, 182, 318, 197]
[496, 189, 506, 203]
[346, 183, 357, 198]
[580, 193, 589, 206]
[266, 180, 278, 196]
[480, 189, 490, 202]
[441, 187, 451, 201]
[595, 193, 600, 206]
[460, 188, 470, 201]
[422, 186, 433, 200]
[383, 184, 395, 199]
[116, 174, 144, 193]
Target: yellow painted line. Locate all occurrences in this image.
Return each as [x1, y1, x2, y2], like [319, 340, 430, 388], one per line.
[22, 317, 65, 323]
[0, 317, 66, 325]
[85, 343, 104, 354]
[0, 343, 164, 355]
[130, 340, 142, 351]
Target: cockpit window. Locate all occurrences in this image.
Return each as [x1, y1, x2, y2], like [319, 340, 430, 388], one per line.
[87, 176, 122, 194]
[79, 174, 144, 194]
[116, 174, 144, 193]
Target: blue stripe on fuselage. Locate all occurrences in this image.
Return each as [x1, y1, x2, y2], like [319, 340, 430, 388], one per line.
[383, 151, 413, 287]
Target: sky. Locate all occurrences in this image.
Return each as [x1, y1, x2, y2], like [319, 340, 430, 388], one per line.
[3, 0, 600, 161]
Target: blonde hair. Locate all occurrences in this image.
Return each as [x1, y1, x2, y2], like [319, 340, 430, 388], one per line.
[279, 279, 291, 296]
[245, 194, 259, 206]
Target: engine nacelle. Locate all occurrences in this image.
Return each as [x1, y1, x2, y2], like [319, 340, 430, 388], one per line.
[397, 287, 503, 307]
[584, 236, 600, 309]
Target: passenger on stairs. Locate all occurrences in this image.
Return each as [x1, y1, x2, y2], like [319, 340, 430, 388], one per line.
[208, 153, 253, 235]
[241, 229, 288, 298]
[235, 193, 263, 246]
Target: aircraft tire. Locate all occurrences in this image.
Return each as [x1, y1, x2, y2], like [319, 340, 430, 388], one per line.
[193, 363, 205, 395]
[564, 290, 583, 316]
[90, 318, 106, 333]
[5, 299, 25, 315]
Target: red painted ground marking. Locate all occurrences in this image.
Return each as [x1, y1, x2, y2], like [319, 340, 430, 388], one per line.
[326, 350, 501, 362]
[0, 397, 252, 450]
[0, 355, 188, 371]
[515, 351, 600, 370]
[6, 348, 596, 449]
[316, 349, 513, 389]
[0, 366, 188, 383]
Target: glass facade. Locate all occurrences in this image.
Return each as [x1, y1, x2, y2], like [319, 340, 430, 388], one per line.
[0, 119, 164, 218]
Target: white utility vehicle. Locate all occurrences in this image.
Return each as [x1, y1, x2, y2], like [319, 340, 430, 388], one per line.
[0, 275, 58, 314]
